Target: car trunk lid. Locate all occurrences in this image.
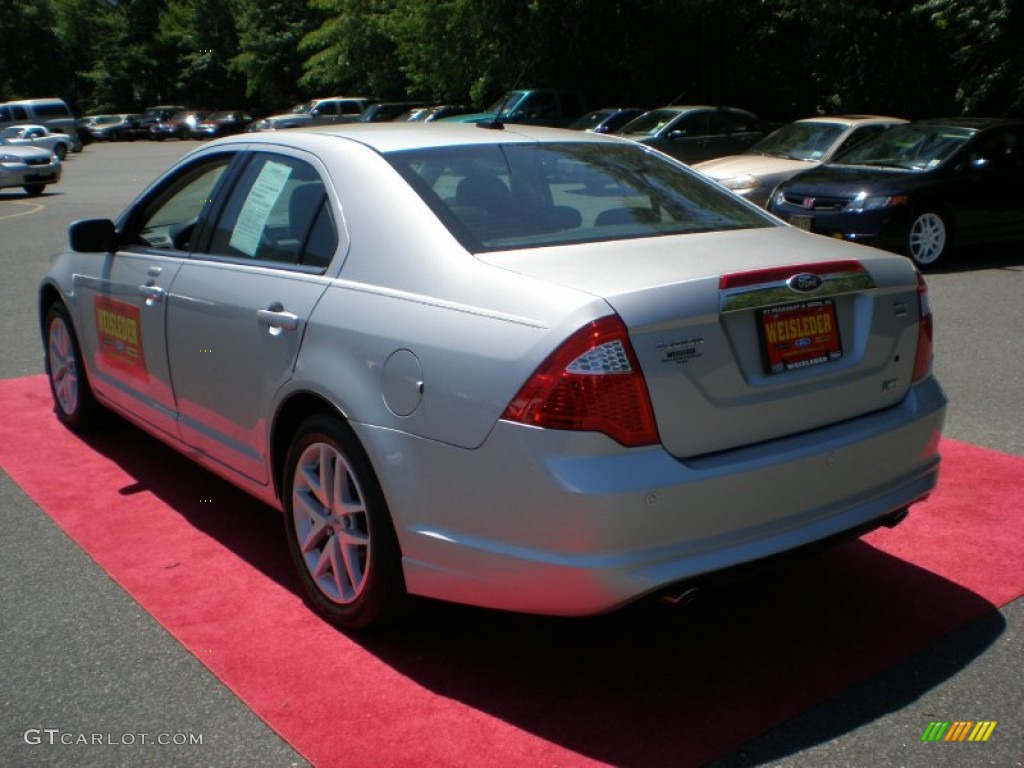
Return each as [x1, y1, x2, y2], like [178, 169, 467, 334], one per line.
[480, 227, 924, 457]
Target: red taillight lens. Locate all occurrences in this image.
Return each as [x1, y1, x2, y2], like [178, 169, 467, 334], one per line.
[912, 271, 934, 383]
[502, 315, 659, 447]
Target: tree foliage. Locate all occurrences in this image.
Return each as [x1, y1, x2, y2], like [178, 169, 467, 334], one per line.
[2, 0, 1021, 119]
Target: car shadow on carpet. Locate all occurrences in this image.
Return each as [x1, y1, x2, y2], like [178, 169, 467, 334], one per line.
[79, 412, 1006, 768]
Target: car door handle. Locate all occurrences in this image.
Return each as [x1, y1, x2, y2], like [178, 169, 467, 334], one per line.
[257, 306, 300, 332]
[139, 284, 166, 303]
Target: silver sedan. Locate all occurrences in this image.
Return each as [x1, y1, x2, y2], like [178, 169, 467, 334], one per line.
[39, 124, 946, 629]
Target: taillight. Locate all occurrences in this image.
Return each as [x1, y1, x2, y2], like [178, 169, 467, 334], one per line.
[911, 271, 934, 382]
[502, 315, 659, 447]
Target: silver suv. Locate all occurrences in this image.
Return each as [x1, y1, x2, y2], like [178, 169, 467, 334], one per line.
[248, 97, 372, 131]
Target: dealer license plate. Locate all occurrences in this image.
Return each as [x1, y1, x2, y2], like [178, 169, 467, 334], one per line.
[788, 214, 813, 232]
[759, 299, 842, 374]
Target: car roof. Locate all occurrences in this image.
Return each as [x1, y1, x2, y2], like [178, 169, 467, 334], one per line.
[232, 122, 624, 154]
[795, 115, 907, 127]
[909, 116, 1024, 132]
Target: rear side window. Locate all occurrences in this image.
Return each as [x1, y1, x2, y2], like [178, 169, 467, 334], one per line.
[208, 153, 338, 268]
[387, 142, 771, 252]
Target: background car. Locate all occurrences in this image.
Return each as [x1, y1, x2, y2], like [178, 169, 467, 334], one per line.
[87, 114, 143, 141]
[39, 124, 944, 630]
[191, 110, 253, 138]
[0, 124, 73, 160]
[248, 97, 372, 131]
[442, 88, 587, 127]
[694, 115, 907, 206]
[357, 102, 433, 122]
[0, 140, 61, 195]
[767, 117, 1024, 267]
[393, 104, 477, 122]
[568, 107, 646, 134]
[618, 105, 766, 163]
[149, 109, 207, 140]
[0, 97, 81, 151]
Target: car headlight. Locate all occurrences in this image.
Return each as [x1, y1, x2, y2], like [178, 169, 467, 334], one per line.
[719, 175, 758, 191]
[845, 191, 908, 212]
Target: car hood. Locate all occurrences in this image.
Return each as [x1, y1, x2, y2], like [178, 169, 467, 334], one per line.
[780, 163, 925, 194]
[694, 154, 816, 180]
[264, 113, 312, 126]
[0, 142, 52, 160]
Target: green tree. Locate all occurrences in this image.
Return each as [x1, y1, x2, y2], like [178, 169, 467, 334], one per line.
[231, 0, 321, 111]
[0, 0, 63, 101]
[157, 0, 242, 107]
[300, 0, 406, 98]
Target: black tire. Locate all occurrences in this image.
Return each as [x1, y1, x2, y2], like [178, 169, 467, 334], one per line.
[55, 143, 68, 160]
[23, 183, 45, 196]
[906, 209, 951, 268]
[44, 303, 104, 431]
[283, 414, 406, 630]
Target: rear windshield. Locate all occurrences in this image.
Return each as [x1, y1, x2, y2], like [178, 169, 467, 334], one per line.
[386, 142, 772, 252]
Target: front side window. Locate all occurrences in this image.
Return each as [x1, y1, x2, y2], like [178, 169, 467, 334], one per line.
[128, 155, 234, 250]
[387, 142, 772, 252]
[208, 153, 338, 268]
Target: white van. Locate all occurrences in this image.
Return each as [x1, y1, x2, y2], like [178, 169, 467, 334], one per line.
[0, 98, 81, 151]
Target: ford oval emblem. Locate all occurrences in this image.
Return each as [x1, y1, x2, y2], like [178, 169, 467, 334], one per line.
[787, 273, 823, 293]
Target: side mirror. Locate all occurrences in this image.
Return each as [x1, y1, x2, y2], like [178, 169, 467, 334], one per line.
[69, 218, 117, 252]
[310, 107, 322, 117]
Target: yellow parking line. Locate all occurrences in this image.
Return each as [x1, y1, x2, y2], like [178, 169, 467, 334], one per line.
[0, 200, 45, 220]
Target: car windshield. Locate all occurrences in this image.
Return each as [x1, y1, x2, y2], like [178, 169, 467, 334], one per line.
[569, 112, 613, 131]
[387, 141, 772, 252]
[292, 101, 315, 114]
[747, 122, 847, 161]
[1, 127, 25, 139]
[618, 109, 682, 136]
[834, 124, 973, 170]
[485, 92, 526, 115]
[207, 111, 233, 120]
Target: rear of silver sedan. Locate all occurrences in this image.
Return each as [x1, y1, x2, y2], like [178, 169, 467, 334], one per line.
[353, 231, 944, 616]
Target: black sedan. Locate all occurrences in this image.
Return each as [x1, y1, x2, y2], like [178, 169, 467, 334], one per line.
[191, 111, 253, 139]
[767, 117, 1024, 267]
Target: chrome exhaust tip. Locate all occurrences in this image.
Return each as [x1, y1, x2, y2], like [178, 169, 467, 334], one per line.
[659, 586, 699, 607]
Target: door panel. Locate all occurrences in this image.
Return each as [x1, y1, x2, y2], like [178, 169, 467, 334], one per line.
[71, 154, 235, 435]
[166, 151, 338, 484]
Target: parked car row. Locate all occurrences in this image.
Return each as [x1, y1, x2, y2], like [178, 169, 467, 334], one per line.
[21, 89, 1024, 268]
[78, 109, 254, 142]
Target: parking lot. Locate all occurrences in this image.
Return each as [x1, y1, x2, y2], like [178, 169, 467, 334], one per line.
[1, 140, 1022, 767]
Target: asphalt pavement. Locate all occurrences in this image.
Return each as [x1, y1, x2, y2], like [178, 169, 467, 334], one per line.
[1, 141, 1021, 767]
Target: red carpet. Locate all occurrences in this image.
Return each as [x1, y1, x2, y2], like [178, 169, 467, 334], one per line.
[2, 374, 1022, 767]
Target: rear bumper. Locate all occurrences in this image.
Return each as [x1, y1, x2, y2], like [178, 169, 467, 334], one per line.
[357, 376, 947, 616]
